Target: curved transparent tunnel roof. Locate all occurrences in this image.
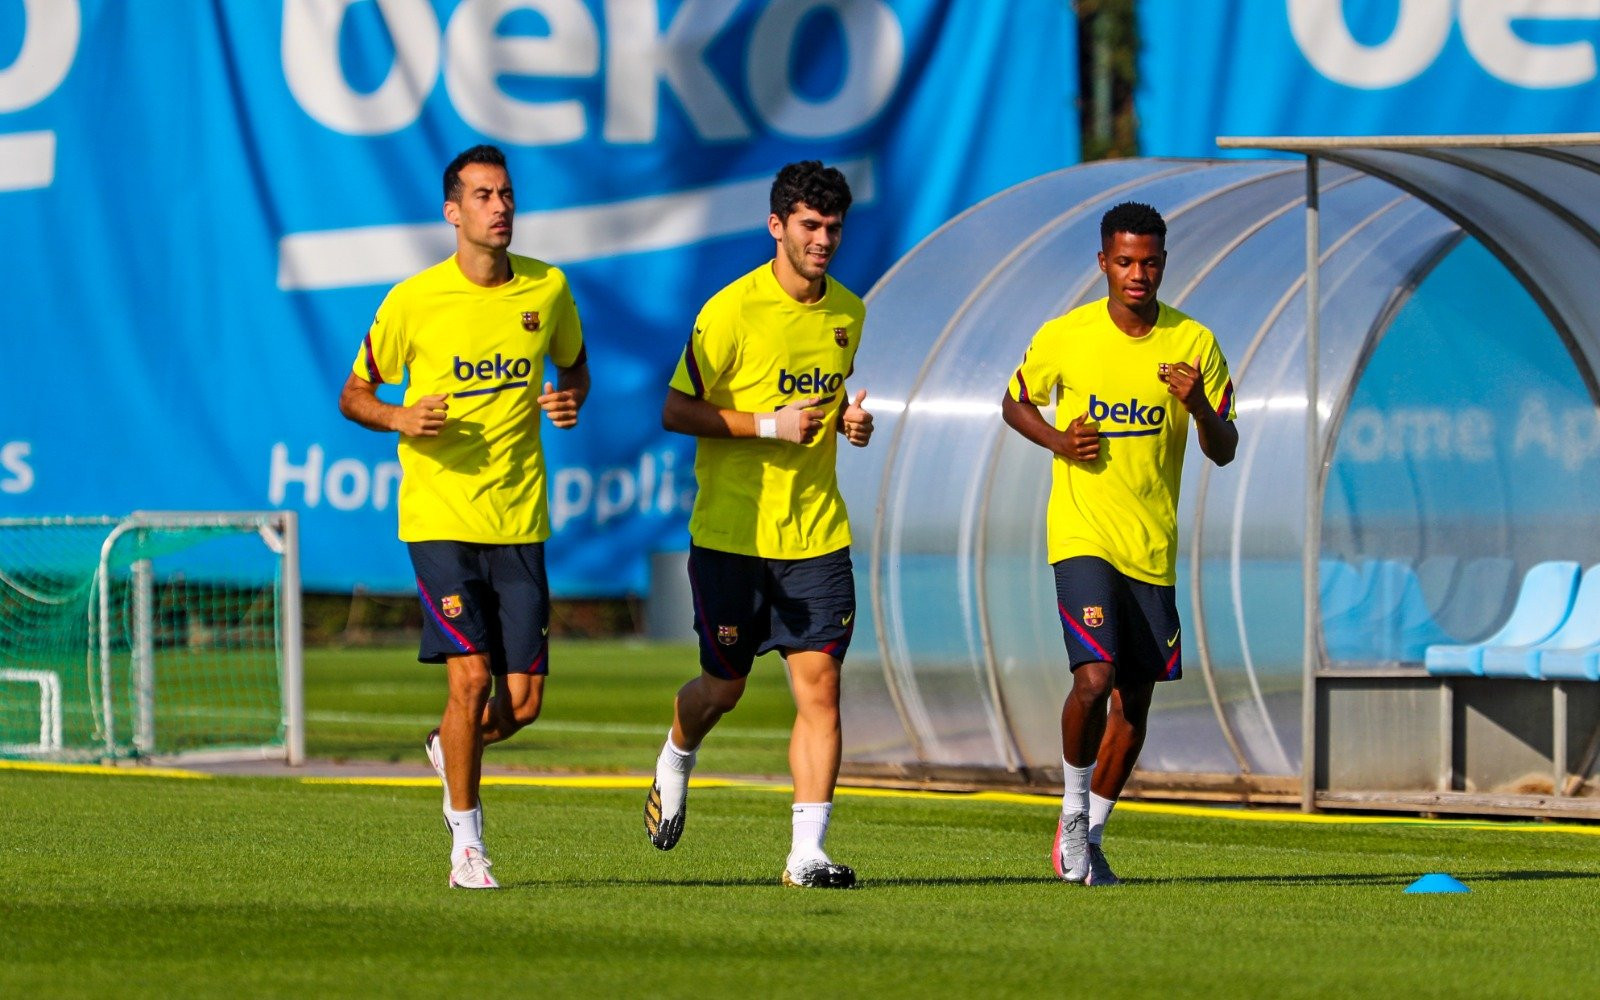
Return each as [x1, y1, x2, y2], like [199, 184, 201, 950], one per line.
[838, 141, 1600, 780]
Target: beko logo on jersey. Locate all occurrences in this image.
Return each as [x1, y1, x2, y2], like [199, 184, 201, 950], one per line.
[454, 354, 534, 381]
[778, 367, 845, 396]
[1088, 394, 1167, 427]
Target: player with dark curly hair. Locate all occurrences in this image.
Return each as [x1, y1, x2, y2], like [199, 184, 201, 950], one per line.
[643, 161, 873, 889]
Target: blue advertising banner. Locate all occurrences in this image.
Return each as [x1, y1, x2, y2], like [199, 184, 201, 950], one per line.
[0, 0, 1077, 594]
[1138, 0, 1600, 156]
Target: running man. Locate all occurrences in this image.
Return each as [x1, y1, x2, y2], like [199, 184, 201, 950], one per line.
[1001, 202, 1237, 885]
[644, 161, 873, 889]
[338, 144, 589, 889]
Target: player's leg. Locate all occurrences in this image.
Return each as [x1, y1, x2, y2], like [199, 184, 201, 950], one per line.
[672, 670, 748, 750]
[1084, 576, 1179, 886]
[441, 652, 493, 813]
[440, 651, 497, 887]
[645, 546, 763, 850]
[786, 650, 842, 804]
[768, 548, 856, 888]
[781, 649, 855, 887]
[1051, 557, 1124, 883]
[480, 542, 550, 745]
[482, 673, 545, 745]
[409, 541, 502, 888]
[1093, 682, 1154, 802]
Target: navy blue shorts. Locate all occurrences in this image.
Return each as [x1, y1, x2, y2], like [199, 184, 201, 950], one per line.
[1053, 556, 1182, 685]
[686, 544, 855, 679]
[409, 541, 550, 675]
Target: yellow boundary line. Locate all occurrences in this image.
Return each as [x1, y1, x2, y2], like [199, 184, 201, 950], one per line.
[6, 759, 1598, 836]
[0, 759, 211, 780]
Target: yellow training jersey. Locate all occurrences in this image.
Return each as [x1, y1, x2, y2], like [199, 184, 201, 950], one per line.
[1008, 298, 1235, 585]
[352, 253, 584, 544]
[669, 262, 865, 559]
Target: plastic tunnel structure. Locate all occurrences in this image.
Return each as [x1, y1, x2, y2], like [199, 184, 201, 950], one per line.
[837, 138, 1600, 803]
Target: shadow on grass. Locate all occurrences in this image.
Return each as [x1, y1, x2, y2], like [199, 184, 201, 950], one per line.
[508, 875, 1072, 889]
[495, 869, 1600, 890]
[1147, 869, 1600, 887]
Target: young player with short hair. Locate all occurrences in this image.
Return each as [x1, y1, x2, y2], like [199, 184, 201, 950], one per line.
[644, 161, 874, 888]
[1001, 201, 1237, 885]
[338, 144, 589, 889]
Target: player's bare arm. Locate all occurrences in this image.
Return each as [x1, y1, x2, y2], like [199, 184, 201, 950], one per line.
[338, 372, 448, 437]
[837, 389, 873, 447]
[662, 387, 826, 443]
[1000, 392, 1100, 462]
[538, 359, 590, 429]
[1158, 355, 1237, 466]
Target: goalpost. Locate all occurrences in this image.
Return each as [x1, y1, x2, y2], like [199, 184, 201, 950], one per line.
[0, 511, 303, 765]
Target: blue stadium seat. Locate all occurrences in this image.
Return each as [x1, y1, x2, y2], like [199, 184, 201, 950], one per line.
[1323, 559, 1453, 662]
[1424, 561, 1581, 677]
[1533, 565, 1600, 682]
[1431, 556, 1516, 645]
[1377, 560, 1454, 661]
[1321, 559, 1376, 661]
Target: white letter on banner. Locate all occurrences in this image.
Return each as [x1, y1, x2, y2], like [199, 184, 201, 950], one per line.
[747, 0, 903, 138]
[551, 467, 593, 531]
[282, 0, 440, 136]
[324, 458, 372, 510]
[0, 0, 78, 112]
[445, 0, 598, 145]
[595, 467, 638, 526]
[603, 0, 749, 143]
[269, 443, 323, 507]
[1460, 0, 1600, 88]
[1287, 0, 1451, 88]
[0, 442, 35, 494]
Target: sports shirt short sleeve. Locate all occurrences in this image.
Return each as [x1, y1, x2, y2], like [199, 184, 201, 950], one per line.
[1008, 298, 1235, 584]
[350, 253, 585, 544]
[669, 263, 866, 559]
[355, 290, 409, 387]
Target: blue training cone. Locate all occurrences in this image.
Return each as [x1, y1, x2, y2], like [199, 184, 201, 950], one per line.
[1405, 873, 1470, 893]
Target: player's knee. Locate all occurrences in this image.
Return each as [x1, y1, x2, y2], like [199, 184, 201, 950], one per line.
[446, 660, 494, 708]
[509, 690, 543, 729]
[1069, 662, 1114, 703]
[793, 674, 841, 717]
[700, 674, 746, 714]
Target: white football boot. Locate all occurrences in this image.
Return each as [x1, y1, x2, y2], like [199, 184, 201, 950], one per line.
[449, 846, 499, 890]
[1053, 811, 1091, 883]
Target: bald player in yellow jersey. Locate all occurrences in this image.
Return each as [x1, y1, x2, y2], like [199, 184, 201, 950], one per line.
[1002, 202, 1237, 886]
[338, 145, 589, 890]
[643, 162, 873, 889]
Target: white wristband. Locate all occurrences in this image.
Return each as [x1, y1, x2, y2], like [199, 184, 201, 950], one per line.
[757, 415, 778, 439]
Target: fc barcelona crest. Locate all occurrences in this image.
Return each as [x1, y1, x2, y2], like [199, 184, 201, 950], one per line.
[833, 326, 849, 348]
[441, 594, 463, 619]
[716, 624, 739, 646]
[1082, 606, 1104, 628]
[521, 311, 540, 331]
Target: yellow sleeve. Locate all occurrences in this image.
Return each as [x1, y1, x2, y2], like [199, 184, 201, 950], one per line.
[1007, 324, 1061, 406]
[1199, 335, 1236, 422]
[668, 299, 737, 399]
[547, 277, 585, 369]
[352, 288, 407, 385]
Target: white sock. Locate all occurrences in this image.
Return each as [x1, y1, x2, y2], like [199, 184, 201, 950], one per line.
[654, 733, 696, 820]
[1087, 792, 1116, 846]
[788, 802, 833, 867]
[445, 805, 483, 858]
[1062, 757, 1094, 818]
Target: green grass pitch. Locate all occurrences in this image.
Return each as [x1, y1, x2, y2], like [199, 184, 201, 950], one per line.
[3, 640, 1599, 998]
[303, 640, 797, 776]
